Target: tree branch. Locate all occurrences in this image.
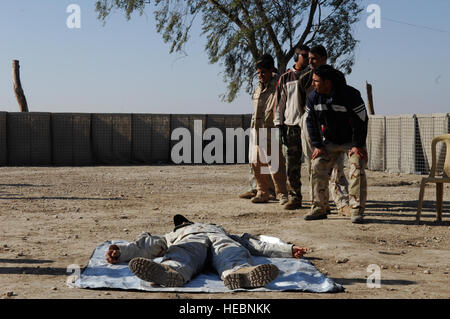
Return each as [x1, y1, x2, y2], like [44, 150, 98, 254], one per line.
[238, 2, 260, 58]
[207, 0, 247, 31]
[289, 0, 318, 57]
[206, 0, 259, 58]
[254, 0, 283, 61]
[305, 0, 321, 45]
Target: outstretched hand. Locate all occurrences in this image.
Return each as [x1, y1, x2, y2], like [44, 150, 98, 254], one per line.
[292, 246, 307, 259]
[106, 244, 121, 264]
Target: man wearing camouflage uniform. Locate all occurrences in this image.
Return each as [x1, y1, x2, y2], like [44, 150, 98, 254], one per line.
[106, 214, 306, 290]
[273, 45, 311, 210]
[305, 65, 368, 223]
[300, 45, 350, 215]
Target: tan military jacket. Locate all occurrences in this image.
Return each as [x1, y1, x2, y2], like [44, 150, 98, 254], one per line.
[252, 73, 279, 130]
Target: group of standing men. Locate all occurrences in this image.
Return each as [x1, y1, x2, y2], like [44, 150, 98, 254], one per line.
[240, 45, 368, 224]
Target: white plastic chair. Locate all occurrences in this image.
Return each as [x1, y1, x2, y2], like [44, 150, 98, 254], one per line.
[417, 134, 450, 222]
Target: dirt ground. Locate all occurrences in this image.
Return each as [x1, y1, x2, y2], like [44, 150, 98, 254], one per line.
[0, 164, 449, 300]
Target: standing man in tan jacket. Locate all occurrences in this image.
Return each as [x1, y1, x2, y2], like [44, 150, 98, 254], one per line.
[249, 54, 288, 204]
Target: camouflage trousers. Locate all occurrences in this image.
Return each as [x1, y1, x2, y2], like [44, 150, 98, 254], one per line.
[281, 126, 303, 200]
[310, 142, 367, 214]
[299, 113, 349, 209]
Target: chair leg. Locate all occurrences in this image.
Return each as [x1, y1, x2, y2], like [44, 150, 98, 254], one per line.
[436, 183, 443, 222]
[417, 181, 426, 223]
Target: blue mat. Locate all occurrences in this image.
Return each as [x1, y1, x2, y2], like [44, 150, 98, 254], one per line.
[70, 240, 344, 293]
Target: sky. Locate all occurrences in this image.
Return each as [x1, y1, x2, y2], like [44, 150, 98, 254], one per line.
[0, 0, 449, 115]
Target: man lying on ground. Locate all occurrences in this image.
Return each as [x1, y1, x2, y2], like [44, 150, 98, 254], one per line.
[106, 214, 307, 290]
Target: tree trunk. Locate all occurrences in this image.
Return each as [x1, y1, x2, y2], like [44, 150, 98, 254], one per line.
[12, 60, 29, 112]
[366, 81, 374, 115]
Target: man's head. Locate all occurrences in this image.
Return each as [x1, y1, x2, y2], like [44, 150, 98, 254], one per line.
[256, 54, 275, 84]
[309, 45, 327, 70]
[294, 45, 310, 70]
[312, 64, 336, 95]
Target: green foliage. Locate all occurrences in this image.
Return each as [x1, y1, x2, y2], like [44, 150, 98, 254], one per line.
[96, 0, 363, 102]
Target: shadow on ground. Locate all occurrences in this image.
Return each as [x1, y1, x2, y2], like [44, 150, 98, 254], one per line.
[361, 200, 450, 226]
[332, 277, 416, 286]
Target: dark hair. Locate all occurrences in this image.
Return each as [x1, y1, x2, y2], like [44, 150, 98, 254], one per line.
[313, 64, 337, 82]
[255, 54, 275, 70]
[294, 45, 310, 62]
[313, 64, 346, 89]
[310, 45, 327, 58]
[296, 44, 310, 52]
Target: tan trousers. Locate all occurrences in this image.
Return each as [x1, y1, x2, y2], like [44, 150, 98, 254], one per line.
[251, 130, 287, 197]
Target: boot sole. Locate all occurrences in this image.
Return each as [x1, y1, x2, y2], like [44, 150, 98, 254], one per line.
[223, 264, 279, 290]
[251, 197, 270, 203]
[304, 213, 327, 220]
[284, 204, 302, 210]
[239, 194, 256, 199]
[129, 257, 184, 287]
[351, 216, 364, 224]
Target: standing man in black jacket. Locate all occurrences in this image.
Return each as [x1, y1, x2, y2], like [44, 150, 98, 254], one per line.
[305, 65, 368, 223]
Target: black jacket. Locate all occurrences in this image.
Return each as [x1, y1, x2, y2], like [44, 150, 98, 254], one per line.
[306, 84, 368, 148]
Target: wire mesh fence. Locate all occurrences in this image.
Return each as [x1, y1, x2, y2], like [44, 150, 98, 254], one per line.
[366, 113, 450, 175]
[416, 114, 449, 175]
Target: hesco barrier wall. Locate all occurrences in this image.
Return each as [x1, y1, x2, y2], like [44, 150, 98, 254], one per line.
[0, 112, 252, 166]
[367, 113, 450, 175]
[0, 112, 448, 174]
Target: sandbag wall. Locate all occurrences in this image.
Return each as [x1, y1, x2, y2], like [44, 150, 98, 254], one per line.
[0, 112, 252, 166]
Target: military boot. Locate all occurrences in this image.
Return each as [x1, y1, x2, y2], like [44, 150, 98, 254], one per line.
[251, 192, 270, 203]
[223, 264, 279, 290]
[239, 189, 257, 199]
[129, 257, 185, 287]
[304, 206, 327, 220]
[350, 209, 364, 224]
[268, 188, 277, 201]
[284, 197, 302, 210]
[278, 194, 289, 205]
